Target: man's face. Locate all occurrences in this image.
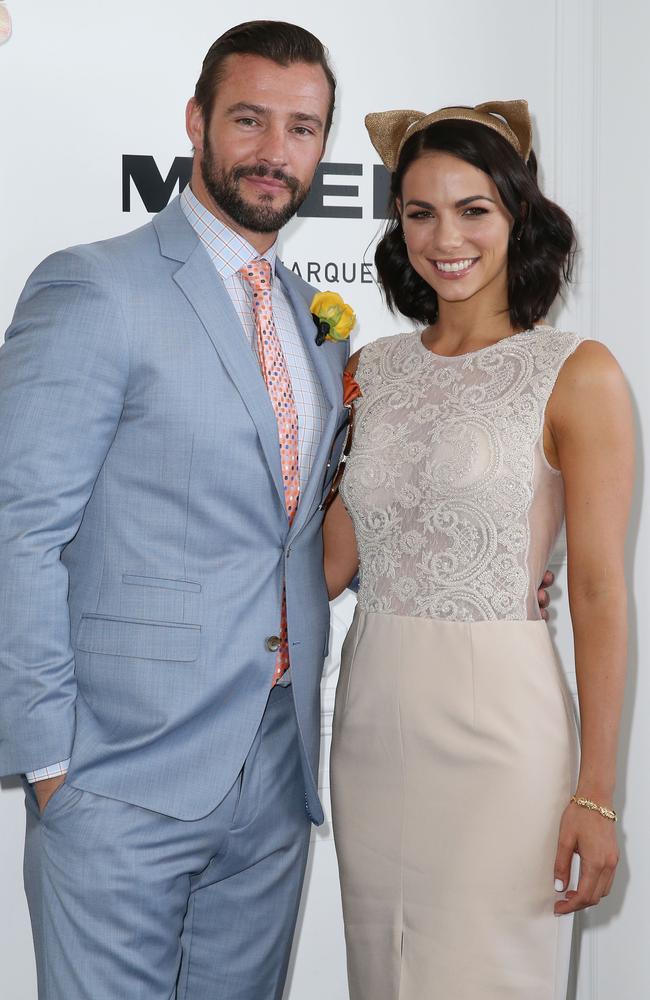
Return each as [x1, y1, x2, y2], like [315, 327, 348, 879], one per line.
[187, 54, 331, 240]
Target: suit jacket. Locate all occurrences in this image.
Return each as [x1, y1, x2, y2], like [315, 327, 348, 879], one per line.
[0, 197, 349, 821]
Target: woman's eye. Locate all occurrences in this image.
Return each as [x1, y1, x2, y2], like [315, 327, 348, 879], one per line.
[462, 206, 489, 217]
[406, 211, 433, 220]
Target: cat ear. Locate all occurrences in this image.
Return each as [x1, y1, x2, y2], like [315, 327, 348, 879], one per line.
[365, 110, 426, 172]
[476, 100, 533, 161]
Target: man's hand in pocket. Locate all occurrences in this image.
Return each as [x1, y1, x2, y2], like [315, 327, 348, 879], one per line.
[34, 774, 66, 813]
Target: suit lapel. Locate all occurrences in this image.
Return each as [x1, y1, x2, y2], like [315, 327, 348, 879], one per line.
[154, 200, 287, 514]
[153, 200, 346, 534]
[277, 262, 340, 415]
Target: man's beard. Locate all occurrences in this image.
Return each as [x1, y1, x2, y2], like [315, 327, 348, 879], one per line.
[200, 140, 310, 233]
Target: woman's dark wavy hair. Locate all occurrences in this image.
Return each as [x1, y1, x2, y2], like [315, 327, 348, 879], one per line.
[375, 120, 577, 330]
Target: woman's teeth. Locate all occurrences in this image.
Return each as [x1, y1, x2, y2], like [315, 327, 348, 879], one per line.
[435, 259, 476, 272]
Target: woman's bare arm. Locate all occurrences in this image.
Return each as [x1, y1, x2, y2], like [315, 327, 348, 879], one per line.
[323, 350, 362, 600]
[545, 339, 634, 913]
[323, 494, 359, 599]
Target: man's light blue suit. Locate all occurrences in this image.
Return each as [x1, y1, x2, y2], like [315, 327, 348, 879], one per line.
[0, 197, 349, 998]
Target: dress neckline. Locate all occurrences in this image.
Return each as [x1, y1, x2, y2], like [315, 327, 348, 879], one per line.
[415, 325, 548, 360]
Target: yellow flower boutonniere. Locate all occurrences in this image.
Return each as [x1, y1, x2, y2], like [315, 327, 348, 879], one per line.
[310, 291, 356, 345]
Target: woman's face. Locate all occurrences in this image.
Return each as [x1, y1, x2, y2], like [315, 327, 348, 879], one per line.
[398, 151, 513, 310]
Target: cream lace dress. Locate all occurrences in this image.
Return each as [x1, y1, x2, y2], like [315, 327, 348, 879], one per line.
[330, 327, 581, 1000]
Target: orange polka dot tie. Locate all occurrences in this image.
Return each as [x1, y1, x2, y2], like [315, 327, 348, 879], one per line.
[240, 259, 299, 683]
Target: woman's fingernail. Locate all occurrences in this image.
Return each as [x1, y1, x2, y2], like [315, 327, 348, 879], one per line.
[555, 878, 565, 892]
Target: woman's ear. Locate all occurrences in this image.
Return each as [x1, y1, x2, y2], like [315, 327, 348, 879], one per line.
[396, 198, 405, 234]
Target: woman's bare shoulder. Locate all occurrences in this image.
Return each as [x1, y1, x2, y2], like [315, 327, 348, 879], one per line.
[549, 338, 630, 431]
[557, 339, 625, 388]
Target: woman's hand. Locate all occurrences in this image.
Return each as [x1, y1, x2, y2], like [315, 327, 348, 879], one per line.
[553, 799, 619, 914]
[537, 569, 554, 620]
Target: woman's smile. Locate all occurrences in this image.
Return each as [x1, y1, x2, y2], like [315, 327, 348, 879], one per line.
[430, 256, 480, 278]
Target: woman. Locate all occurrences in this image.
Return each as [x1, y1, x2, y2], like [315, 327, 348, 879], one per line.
[324, 101, 633, 999]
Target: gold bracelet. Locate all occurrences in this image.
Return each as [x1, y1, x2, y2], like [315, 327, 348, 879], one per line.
[570, 795, 617, 822]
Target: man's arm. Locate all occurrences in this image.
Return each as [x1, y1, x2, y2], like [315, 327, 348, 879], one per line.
[0, 248, 129, 780]
[25, 761, 70, 783]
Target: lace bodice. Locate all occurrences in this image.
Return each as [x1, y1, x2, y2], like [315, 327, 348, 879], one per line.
[340, 327, 582, 621]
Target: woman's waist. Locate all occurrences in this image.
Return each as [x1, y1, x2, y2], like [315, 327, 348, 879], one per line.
[352, 604, 548, 630]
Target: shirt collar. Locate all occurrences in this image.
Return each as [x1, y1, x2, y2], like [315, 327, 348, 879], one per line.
[180, 185, 277, 279]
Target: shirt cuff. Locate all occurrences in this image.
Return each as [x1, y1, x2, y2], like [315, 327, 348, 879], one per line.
[25, 759, 71, 783]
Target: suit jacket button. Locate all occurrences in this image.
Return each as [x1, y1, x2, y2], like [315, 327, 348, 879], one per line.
[265, 635, 281, 652]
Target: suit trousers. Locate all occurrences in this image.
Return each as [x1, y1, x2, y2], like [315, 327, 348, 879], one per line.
[23, 684, 312, 1000]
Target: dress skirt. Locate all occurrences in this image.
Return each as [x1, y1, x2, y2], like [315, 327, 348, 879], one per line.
[330, 608, 579, 1000]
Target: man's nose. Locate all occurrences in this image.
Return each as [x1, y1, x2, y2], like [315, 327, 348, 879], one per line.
[256, 126, 289, 167]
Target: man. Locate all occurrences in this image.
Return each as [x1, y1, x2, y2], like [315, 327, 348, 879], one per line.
[0, 20, 348, 999]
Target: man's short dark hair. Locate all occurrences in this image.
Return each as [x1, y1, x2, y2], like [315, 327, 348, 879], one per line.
[195, 20, 336, 137]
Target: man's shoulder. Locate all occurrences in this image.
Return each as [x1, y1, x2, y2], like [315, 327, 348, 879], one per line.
[32, 197, 189, 285]
[72, 214, 162, 267]
[29, 221, 155, 288]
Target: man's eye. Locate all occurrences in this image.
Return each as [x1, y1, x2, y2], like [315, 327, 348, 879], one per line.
[236, 118, 258, 127]
[293, 126, 315, 136]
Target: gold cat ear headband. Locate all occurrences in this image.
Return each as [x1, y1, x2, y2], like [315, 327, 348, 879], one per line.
[365, 99, 532, 173]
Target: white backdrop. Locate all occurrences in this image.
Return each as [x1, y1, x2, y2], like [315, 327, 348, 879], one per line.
[1, 2, 648, 998]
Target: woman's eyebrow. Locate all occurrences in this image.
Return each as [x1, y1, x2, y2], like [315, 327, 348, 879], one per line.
[404, 195, 496, 209]
[455, 195, 496, 207]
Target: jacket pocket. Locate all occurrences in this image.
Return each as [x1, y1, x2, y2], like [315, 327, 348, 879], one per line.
[76, 613, 200, 662]
[40, 781, 85, 823]
[122, 574, 201, 593]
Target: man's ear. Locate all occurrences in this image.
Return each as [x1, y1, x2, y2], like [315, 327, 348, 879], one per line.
[186, 98, 205, 154]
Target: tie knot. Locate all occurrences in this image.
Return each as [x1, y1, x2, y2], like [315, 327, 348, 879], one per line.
[240, 258, 272, 293]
